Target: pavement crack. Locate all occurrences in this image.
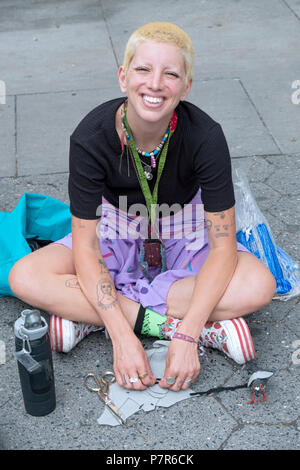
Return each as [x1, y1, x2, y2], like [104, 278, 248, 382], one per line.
[237, 79, 283, 155]
[218, 422, 245, 450]
[99, 0, 119, 69]
[281, 0, 300, 21]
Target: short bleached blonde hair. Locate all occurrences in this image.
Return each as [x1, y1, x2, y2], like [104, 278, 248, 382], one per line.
[122, 22, 195, 84]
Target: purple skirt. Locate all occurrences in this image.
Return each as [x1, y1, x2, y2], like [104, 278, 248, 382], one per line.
[53, 191, 249, 315]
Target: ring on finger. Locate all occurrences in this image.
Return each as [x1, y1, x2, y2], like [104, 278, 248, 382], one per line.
[129, 376, 139, 383]
[138, 372, 148, 380]
[166, 377, 176, 385]
[185, 379, 192, 386]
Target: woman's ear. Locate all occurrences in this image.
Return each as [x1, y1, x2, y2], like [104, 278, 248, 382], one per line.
[180, 78, 192, 101]
[118, 66, 127, 94]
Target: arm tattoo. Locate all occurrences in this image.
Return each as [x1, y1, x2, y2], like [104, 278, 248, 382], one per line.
[96, 278, 117, 310]
[71, 218, 86, 229]
[206, 218, 230, 238]
[213, 211, 225, 219]
[206, 219, 213, 231]
[65, 277, 81, 289]
[98, 259, 109, 274]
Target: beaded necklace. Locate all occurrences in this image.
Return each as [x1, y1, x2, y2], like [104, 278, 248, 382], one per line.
[120, 101, 173, 177]
[121, 102, 178, 281]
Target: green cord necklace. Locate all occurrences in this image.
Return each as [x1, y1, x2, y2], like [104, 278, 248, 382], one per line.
[121, 103, 178, 280]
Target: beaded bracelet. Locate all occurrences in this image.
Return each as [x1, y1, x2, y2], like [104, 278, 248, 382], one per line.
[173, 332, 197, 344]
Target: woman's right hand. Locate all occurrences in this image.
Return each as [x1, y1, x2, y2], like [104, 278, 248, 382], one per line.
[112, 332, 156, 390]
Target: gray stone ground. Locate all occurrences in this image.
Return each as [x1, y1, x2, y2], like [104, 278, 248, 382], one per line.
[0, 0, 300, 451]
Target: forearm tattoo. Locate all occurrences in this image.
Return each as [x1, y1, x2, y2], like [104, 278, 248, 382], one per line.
[206, 211, 236, 238]
[96, 278, 118, 310]
[65, 277, 81, 289]
[98, 258, 109, 274]
[71, 218, 86, 229]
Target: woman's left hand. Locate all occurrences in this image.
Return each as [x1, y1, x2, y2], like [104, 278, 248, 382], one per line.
[158, 337, 201, 391]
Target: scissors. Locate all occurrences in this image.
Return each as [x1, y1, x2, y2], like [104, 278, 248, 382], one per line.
[84, 370, 126, 425]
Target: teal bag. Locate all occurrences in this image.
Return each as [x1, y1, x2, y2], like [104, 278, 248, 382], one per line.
[0, 193, 71, 298]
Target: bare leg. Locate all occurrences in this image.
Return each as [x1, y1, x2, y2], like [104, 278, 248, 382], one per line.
[166, 251, 276, 321]
[9, 245, 276, 329]
[8, 243, 139, 327]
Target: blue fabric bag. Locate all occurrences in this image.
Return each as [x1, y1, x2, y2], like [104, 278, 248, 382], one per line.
[0, 193, 71, 298]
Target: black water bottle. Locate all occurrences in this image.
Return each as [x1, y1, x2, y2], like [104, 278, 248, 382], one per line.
[14, 309, 56, 416]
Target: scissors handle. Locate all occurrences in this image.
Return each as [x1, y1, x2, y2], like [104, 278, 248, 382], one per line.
[101, 370, 116, 385]
[84, 373, 102, 392]
[84, 371, 126, 425]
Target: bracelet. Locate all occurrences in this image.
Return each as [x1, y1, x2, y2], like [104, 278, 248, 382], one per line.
[173, 332, 197, 344]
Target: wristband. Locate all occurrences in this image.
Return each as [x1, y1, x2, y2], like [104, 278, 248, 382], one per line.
[173, 332, 197, 344]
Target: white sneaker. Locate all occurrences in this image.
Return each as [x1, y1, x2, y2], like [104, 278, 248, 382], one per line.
[199, 318, 256, 365]
[50, 314, 103, 353]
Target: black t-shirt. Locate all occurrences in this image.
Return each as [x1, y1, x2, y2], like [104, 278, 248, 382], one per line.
[68, 97, 235, 220]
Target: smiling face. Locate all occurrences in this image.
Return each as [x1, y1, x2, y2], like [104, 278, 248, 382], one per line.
[118, 40, 192, 130]
[101, 282, 112, 295]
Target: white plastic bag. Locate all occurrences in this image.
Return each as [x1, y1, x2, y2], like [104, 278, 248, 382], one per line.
[234, 167, 300, 301]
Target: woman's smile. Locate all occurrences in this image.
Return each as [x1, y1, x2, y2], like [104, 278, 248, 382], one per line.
[118, 40, 192, 130]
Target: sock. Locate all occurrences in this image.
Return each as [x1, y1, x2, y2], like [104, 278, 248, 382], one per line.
[134, 305, 182, 340]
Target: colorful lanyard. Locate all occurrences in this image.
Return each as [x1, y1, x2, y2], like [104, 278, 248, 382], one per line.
[122, 106, 177, 238]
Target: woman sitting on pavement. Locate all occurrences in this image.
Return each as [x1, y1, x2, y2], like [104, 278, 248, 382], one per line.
[9, 22, 276, 392]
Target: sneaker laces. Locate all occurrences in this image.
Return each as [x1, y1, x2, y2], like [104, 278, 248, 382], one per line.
[74, 322, 104, 343]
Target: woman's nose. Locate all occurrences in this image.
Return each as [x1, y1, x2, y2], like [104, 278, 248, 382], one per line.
[148, 70, 163, 91]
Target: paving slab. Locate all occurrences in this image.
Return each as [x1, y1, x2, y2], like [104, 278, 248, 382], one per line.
[284, 0, 300, 20]
[241, 70, 300, 154]
[17, 86, 121, 176]
[103, 0, 300, 156]
[223, 424, 300, 450]
[252, 296, 300, 324]
[0, 95, 15, 177]
[135, 396, 237, 450]
[266, 159, 300, 198]
[102, 0, 300, 78]
[188, 79, 279, 158]
[0, 21, 117, 95]
[219, 366, 300, 426]
[284, 299, 300, 337]
[0, 0, 104, 33]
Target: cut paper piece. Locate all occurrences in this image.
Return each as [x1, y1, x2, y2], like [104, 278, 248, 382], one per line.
[97, 340, 192, 426]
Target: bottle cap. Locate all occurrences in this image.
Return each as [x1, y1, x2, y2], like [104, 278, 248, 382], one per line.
[14, 309, 48, 341]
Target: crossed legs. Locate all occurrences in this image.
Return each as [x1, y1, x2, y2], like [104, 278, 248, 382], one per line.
[8, 243, 276, 328]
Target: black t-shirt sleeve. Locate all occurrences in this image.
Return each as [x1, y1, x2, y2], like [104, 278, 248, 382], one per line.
[194, 123, 235, 212]
[68, 137, 105, 219]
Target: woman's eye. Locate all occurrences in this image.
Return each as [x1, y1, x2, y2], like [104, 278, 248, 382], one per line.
[136, 67, 149, 72]
[166, 72, 179, 78]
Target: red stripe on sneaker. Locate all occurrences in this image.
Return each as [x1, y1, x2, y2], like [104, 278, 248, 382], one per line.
[232, 319, 248, 362]
[59, 317, 63, 352]
[54, 316, 59, 352]
[249, 331, 256, 359]
[237, 318, 256, 360]
[236, 318, 252, 361]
